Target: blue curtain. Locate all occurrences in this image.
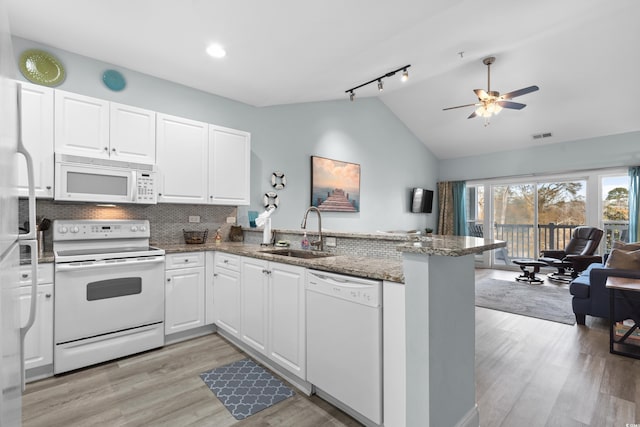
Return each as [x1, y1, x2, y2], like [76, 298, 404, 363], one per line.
[629, 166, 640, 242]
[452, 181, 467, 236]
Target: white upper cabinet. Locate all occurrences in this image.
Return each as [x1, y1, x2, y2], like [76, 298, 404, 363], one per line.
[208, 125, 251, 205]
[109, 102, 156, 163]
[54, 90, 156, 164]
[54, 90, 109, 158]
[18, 82, 54, 198]
[156, 113, 209, 204]
[156, 113, 251, 205]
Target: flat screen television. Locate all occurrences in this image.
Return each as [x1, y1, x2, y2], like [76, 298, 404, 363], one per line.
[410, 188, 434, 213]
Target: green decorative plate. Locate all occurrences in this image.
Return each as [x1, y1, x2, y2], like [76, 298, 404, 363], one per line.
[19, 49, 66, 86]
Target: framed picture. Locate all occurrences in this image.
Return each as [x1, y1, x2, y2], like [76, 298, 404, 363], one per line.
[310, 156, 360, 212]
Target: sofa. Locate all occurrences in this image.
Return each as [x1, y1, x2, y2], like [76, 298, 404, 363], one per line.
[570, 262, 640, 325]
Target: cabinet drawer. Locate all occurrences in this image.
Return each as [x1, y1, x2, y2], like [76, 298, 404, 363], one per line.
[215, 252, 240, 271]
[165, 252, 205, 269]
[20, 263, 54, 286]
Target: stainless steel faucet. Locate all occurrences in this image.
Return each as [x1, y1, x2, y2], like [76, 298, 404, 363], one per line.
[301, 206, 323, 251]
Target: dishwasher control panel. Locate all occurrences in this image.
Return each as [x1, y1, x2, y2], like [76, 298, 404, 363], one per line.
[306, 270, 381, 307]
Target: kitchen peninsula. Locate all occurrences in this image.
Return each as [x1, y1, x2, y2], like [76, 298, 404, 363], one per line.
[159, 231, 505, 427]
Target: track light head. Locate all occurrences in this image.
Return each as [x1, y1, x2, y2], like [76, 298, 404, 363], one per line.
[349, 91, 355, 102]
[377, 80, 384, 91]
[401, 68, 409, 82]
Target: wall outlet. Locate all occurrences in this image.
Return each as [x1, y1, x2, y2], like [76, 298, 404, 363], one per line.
[325, 236, 337, 247]
[226, 217, 236, 224]
[188, 216, 200, 223]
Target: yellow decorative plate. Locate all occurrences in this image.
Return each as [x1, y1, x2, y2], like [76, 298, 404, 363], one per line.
[19, 49, 66, 86]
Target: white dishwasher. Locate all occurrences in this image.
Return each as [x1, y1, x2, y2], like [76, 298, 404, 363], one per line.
[306, 269, 382, 426]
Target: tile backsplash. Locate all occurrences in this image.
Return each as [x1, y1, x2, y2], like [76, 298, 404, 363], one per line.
[19, 199, 237, 251]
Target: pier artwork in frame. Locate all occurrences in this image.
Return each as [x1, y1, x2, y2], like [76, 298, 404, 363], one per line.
[310, 156, 360, 212]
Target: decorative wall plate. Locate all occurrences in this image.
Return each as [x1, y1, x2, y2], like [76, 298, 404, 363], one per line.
[263, 191, 279, 209]
[19, 49, 66, 86]
[102, 69, 126, 91]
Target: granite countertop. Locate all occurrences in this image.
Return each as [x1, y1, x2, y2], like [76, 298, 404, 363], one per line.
[156, 242, 404, 283]
[397, 235, 506, 257]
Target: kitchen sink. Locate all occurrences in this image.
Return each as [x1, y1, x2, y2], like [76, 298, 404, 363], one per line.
[261, 248, 335, 259]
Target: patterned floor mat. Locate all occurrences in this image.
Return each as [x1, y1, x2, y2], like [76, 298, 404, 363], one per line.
[200, 358, 295, 420]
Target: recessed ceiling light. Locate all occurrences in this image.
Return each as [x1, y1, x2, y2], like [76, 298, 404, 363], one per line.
[206, 44, 226, 59]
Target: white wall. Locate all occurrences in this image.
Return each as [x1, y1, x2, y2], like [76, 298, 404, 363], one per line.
[13, 37, 439, 233]
[438, 131, 640, 182]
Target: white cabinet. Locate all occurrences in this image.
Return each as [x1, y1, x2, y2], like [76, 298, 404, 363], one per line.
[240, 257, 306, 379]
[208, 125, 251, 205]
[109, 102, 156, 163]
[165, 252, 205, 335]
[55, 90, 110, 158]
[156, 113, 251, 205]
[55, 90, 156, 164]
[18, 82, 54, 198]
[383, 281, 406, 427]
[208, 252, 241, 337]
[268, 262, 306, 379]
[240, 257, 269, 355]
[156, 113, 209, 204]
[19, 263, 54, 374]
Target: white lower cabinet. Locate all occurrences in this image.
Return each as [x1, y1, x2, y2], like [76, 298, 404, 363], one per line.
[207, 252, 241, 337]
[383, 281, 406, 427]
[165, 252, 205, 335]
[19, 263, 54, 375]
[240, 257, 306, 379]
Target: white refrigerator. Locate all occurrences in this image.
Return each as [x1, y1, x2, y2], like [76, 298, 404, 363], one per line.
[0, 0, 39, 424]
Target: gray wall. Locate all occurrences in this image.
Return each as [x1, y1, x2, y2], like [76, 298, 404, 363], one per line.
[438, 131, 640, 182]
[14, 36, 438, 233]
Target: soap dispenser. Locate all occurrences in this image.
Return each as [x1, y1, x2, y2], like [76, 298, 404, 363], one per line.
[301, 232, 310, 250]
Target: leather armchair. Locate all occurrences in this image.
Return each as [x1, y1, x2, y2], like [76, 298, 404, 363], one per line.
[539, 226, 604, 283]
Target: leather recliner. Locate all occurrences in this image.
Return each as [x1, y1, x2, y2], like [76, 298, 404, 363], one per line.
[539, 226, 604, 283]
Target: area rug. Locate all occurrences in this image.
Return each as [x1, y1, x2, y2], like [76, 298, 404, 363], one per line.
[475, 278, 576, 325]
[199, 358, 294, 420]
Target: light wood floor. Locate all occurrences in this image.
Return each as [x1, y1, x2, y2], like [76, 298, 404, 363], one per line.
[22, 269, 640, 427]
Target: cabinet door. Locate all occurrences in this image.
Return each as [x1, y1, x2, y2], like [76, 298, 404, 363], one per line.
[208, 125, 251, 205]
[109, 103, 156, 164]
[240, 257, 269, 355]
[156, 113, 209, 204]
[54, 90, 109, 158]
[20, 283, 53, 371]
[18, 82, 54, 198]
[165, 267, 205, 335]
[212, 266, 241, 337]
[269, 262, 306, 379]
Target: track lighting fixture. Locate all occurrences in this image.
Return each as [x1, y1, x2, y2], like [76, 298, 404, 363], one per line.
[345, 64, 411, 101]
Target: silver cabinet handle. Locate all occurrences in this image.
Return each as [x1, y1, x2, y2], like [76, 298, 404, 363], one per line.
[46, 185, 51, 190]
[21, 273, 29, 279]
[223, 259, 229, 264]
[167, 278, 171, 282]
[45, 294, 52, 298]
[104, 147, 109, 151]
[213, 273, 218, 277]
[112, 147, 116, 152]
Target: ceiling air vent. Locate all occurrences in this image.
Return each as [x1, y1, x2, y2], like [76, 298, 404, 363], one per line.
[532, 132, 553, 140]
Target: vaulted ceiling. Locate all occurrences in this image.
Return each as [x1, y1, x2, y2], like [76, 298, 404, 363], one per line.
[8, 0, 640, 159]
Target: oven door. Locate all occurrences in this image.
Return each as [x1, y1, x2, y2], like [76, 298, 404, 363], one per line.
[54, 256, 165, 343]
[54, 162, 136, 204]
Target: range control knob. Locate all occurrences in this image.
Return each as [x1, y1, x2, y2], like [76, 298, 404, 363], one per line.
[71, 226, 80, 233]
[130, 226, 138, 232]
[139, 226, 147, 232]
[59, 226, 68, 234]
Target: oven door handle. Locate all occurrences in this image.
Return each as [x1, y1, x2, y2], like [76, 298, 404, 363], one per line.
[55, 256, 165, 271]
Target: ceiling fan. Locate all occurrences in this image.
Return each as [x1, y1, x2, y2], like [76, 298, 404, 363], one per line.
[443, 56, 539, 123]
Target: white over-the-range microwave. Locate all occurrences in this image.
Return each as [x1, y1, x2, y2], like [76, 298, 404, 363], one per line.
[54, 153, 157, 204]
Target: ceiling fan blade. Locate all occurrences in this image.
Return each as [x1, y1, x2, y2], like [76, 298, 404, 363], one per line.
[500, 85, 539, 100]
[467, 111, 478, 119]
[443, 102, 479, 111]
[497, 100, 526, 110]
[474, 89, 489, 100]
